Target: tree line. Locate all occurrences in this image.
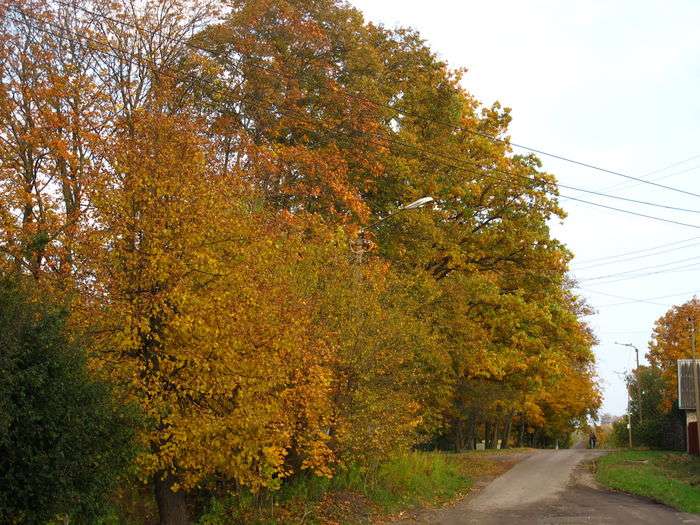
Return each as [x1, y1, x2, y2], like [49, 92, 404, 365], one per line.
[0, 0, 600, 522]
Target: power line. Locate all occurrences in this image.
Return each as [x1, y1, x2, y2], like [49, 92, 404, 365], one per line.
[579, 255, 700, 282]
[574, 236, 700, 264]
[379, 130, 700, 228]
[12, 5, 700, 231]
[589, 289, 700, 310]
[584, 286, 700, 308]
[601, 153, 700, 193]
[579, 288, 678, 307]
[557, 185, 700, 214]
[558, 196, 700, 229]
[360, 118, 700, 218]
[598, 330, 651, 335]
[580, 261, 700, 285]
[642, 163, 700, 185]
[643, 153, 700, 177]
[40, 0, 700, 200]
[573, 240, 700, 270]
[376, 129, 700, 223]
[597, 294, 698, 308]
[556, 163, 700, 215]
[597, 301, 669, 309]
[617, 290, 700, 303]
[566, 163, 700, 213]
[503, 146, 700, 198]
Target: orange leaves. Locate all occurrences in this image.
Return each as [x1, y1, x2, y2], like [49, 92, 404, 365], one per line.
[0, 2, 602, 509]
[81, 111, 318, 490]
[79, 106, 421, 491]
[648, 298, 700, 412]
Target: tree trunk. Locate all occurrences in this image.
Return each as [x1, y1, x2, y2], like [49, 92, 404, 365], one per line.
[484, 420, 492, 448]
[155, 472, 190, 525]
[453, 418, 465, 452]
[518, 419, 525, 447]
[466, 413, 477, 450]
[501, 411, 514, 449]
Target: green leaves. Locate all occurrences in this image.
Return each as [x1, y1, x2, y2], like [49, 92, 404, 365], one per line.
[0, 274, 138, 524]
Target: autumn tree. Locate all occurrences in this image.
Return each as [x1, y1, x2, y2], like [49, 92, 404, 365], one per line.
[0, 1, 102, 280]
[0, 1, 601, 522]
[192, 0, 599, 449]
[82, 111, 332, 522]
[648, 298, 700, 411]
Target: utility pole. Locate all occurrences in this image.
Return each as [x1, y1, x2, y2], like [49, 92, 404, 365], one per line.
[615, 342, 643, 423]
[690, 318, 700, 454]
[625, 379, 633, 448]
[614, 370, 633, 448]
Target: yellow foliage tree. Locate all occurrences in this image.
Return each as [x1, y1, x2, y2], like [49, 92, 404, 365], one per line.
[81, 111, 339, 517]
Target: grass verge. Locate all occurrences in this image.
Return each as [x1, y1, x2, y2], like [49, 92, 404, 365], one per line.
[198, 450, 521, 524]
[596, 450, 700, 513]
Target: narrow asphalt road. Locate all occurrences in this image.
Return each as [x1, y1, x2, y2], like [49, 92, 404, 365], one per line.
[395, 449, 700, 524]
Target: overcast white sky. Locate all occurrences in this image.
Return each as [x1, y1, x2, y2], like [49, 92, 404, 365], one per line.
[350, 0, 700, 416]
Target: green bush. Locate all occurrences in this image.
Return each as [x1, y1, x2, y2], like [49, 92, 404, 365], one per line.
[0, 275, 138, 524]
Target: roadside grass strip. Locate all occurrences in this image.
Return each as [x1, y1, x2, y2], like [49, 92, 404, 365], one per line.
[198, 450, 519, 524]
[596, 450, 700, 513]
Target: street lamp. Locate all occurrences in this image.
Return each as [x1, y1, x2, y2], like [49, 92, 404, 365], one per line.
[614, 342, 640, 369]
[351, 194, 434, 276]
[355, 197, 434, 256]
[615, 342, 642, 423]
[367, 196, 434, 229]
[614, 370, 633, 448]
[401, 196, 434, 210]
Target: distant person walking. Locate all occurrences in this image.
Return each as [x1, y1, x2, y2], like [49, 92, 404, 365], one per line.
[589, 430, 597, 449]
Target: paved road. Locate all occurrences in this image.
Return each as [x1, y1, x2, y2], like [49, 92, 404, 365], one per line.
[396, 449, 700, 524]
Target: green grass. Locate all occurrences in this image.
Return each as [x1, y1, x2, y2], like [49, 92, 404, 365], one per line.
[596, 450, 700, 513]
[359, 451, 478, 511]
[198, 450, 516, 524]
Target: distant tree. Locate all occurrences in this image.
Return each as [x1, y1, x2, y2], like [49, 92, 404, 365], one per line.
[611, 417, 631, 448]
[647, 298, 700, 411]
[599, 413, 616, 425]
[623, 366, 685, 450]
[609, 367, 685, 449]
[0, 274, 138, 524]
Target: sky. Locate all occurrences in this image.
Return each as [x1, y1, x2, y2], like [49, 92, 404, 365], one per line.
[350, 0, 700, 416]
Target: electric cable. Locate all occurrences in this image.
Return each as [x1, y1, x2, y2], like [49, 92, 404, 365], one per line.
[38, 0, 700, 200]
